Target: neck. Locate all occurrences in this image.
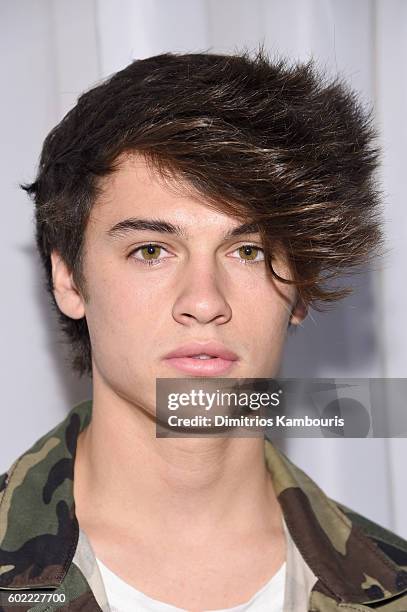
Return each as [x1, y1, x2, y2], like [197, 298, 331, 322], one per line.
[73, 381, 284, 546]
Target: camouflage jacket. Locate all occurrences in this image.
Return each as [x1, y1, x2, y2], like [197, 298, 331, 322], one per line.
[1, 400, 407, 612]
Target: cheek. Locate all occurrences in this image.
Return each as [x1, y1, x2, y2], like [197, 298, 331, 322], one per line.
[83, 265, 157, 350]
[242, 283, 294, 357]
[245, 280, 294, 325]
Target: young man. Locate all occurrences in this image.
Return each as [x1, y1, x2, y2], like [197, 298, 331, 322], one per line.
[1, 51, 406, 612]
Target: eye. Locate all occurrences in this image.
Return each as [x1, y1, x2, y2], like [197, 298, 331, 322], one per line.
[128, 242, 266, 267]
[230, 244, 265, 264]
[129, 243, 170, 266]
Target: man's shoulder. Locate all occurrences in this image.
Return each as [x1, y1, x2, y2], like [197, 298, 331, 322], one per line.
[266, 440, 407, 567]
[0, 411, 75, 528]
[335, 499, 407, 566]
[266, 440, 407, 607]
[0, 401, 93, 593]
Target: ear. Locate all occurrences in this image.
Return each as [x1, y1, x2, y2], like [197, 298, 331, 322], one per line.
[289, 295, 308, 326]
[50, 250, 86, 320]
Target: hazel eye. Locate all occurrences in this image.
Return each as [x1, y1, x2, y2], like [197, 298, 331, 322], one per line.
[232, 245, 265, 264]
[128, 242, 266, 267]
[129, 243, 169, 265]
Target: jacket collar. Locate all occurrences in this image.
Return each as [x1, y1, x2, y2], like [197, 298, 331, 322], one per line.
[1, 399, 406, 608]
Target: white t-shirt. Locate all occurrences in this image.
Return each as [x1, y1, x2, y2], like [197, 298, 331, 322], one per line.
[96, 557, 286, 612]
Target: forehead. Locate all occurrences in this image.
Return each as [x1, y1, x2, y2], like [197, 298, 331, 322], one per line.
[89, 153, 254, 236]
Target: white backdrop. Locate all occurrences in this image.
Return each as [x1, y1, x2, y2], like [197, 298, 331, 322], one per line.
[1, 0, 406, 536]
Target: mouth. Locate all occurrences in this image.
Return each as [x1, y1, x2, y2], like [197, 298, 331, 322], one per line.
[162, 341, 239, 376]
[162, 355, 238, 376]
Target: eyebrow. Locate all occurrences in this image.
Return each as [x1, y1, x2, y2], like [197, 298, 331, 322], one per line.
[106, 218, 261, 240]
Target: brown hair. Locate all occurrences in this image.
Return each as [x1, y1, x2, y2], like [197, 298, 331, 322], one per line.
[22, 49, 384, 378]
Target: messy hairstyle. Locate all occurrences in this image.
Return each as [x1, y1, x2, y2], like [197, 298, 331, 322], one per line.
[23, 49, 384, 378]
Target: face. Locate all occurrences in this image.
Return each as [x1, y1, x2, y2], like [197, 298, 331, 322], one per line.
[51, 154, 306, 417]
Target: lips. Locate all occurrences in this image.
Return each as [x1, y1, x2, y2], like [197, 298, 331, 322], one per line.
[163, 341, 239, 361]
[163, 341, 239, 376]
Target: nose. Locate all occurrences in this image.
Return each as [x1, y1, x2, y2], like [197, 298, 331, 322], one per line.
[172, 257, 232, 326]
